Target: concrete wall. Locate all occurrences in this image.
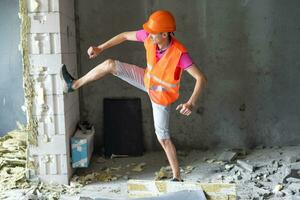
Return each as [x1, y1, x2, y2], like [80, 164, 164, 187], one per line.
[0, 0, 26, 136]
[75, 0, 300, 151]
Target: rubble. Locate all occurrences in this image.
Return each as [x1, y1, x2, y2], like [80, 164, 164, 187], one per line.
[287, 183, 300, 196]
[225, 164, 234, 171]
[0, 126, 82, 199]
[70, 172, 120, 187]
[275, 191, 285, 197]
[1, 131, 299, 200]
[283, 169, 300, 183]
[155, 165, 196, 180]
[208, 146, 300, 199]
[218, 150, 238, 162]
[273, 184, 283, 193]
[287, 155, 299, 163]
[205, 159, 215, 163]
[229, 148, 248, 157]
[237, 160, 256, 172]
[20, 179, 82, 200]
[0, 128, 129, 199]
[131, 163, 146, 172]
[0, 129, 29, 192]
[184, 165, 195, 174]
[255, 187, 272, 198]
[94, 156, 106, 164]
[155, 166, 173, 180]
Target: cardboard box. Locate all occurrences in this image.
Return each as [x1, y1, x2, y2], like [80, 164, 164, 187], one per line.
[71, 128, 94, 168]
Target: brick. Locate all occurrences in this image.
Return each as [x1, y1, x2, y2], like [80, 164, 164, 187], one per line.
[39, 175, 69, 185]
[32, 74, 64, 95]
[29, 53, 77, 75]
[28, 33, 76, 55]
[29, 135, 67, 155]
[27, 0, 59, 13]
[32, 94, 64, 115]
[29, 13, 75, 35]
[34, 114, 66, 135]
[29, 13, 60, 33]
[28, 153, 70, 184]
[218, 150, 238, 162]
[237, 160, 255, 172]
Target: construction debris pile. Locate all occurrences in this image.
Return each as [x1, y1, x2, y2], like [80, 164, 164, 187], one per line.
[202, 147, 300, 199]
[73, 161, 148, 185]
[0, 129, 29, 192]
[19, 180, 82, 200]
[0, 129, 153, 199]
[0, 129, 136, 199]
[0, 129, 80, 199]
[1, 129, 299, 200]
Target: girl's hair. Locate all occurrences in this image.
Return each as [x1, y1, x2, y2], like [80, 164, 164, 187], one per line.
[168, 32, 175, 41]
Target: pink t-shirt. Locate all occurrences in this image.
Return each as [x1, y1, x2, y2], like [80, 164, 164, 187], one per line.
[136, 30, 193, 70]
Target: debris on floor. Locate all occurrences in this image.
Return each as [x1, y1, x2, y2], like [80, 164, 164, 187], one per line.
[1, 140, 300, 199]
[21, 179, 82, 200]
[131, 162, 146, 172]
[155, 165, 196, 180]
[184, 165, 195, 174]
[0, 129, 83, 199]
[71, 171, 121, 186]
[155, 166, 173, 180]
[0, 129, 29, 192]
[208, 147, 300, 199]
[218, 150, 238, 162]
[236, 159, 256, 172]
[128, 179, 233, 200]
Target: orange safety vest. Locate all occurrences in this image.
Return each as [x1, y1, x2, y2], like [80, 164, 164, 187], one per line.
[143, 36, 187, 106]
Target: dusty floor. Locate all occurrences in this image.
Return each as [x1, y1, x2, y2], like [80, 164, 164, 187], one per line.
[2, 145, 300, 200]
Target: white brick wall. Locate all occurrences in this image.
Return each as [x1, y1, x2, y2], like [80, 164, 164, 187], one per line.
[29, 53, 77, 75]
[27, 0, 79, 185]
[27, 0, 75, 19]
[35, 114, 66, 135]
[32, 74, 64, 95]
[28, 12, 75, 35]
[29, 135, 67, 154]
[28, 33, 76, 54]
[27, 0, 59, 13]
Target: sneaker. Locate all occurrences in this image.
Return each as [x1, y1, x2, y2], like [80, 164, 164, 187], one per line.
[170, 177, 184, 182]
[61, 64, 75, 93]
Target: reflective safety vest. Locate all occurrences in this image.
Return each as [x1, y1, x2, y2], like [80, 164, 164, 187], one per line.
[143, 36, 187, 106]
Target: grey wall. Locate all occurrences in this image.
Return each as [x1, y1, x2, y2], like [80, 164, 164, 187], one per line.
[75, 0, 300, 151]
[0, 0, 26, 136]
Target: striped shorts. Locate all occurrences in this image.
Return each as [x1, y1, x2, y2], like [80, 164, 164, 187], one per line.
[113, 60, 171, 140]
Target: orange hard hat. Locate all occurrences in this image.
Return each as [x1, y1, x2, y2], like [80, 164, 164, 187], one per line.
[143, 10, 176, 34]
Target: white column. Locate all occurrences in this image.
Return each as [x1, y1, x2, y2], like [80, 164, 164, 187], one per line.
[26, 0, 79, 185]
